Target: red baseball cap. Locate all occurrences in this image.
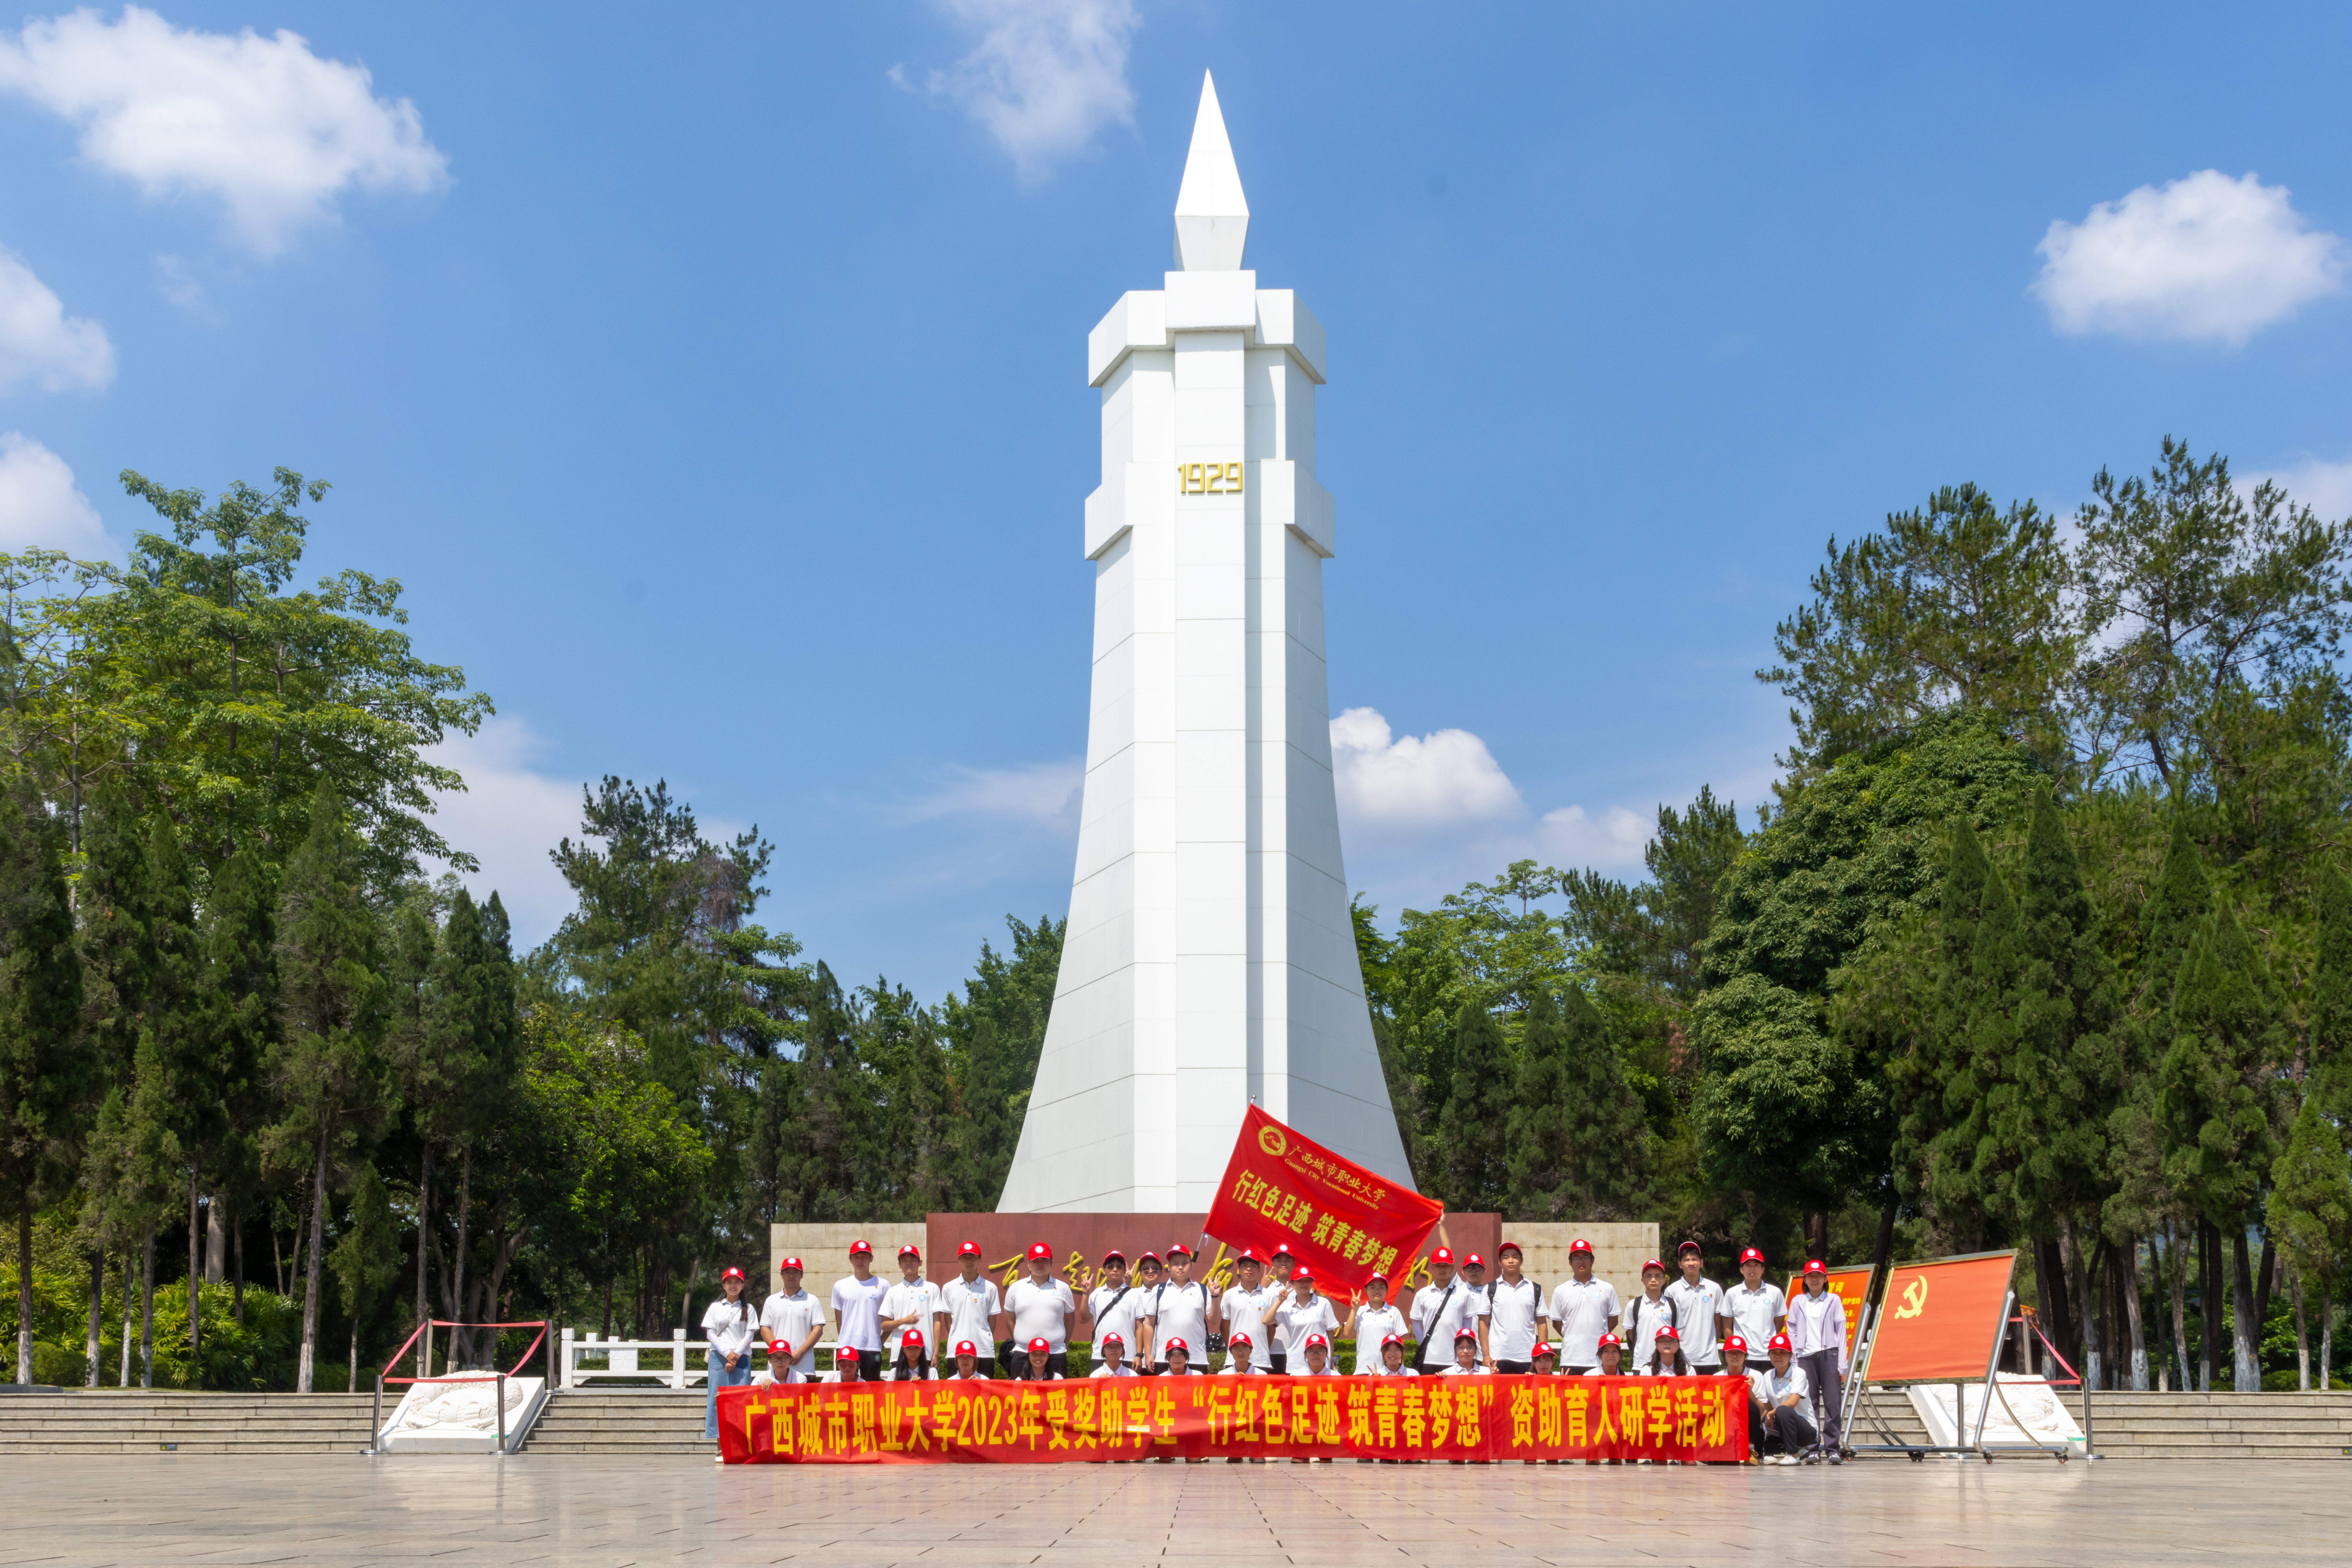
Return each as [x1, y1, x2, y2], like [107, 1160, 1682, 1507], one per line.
[1499, 1240, 1524, 1257]
[849, 1239, 873, 1256]
[1739, 1247, 1765, 1266]
[1596, 1332, 1621, 1350]
[1270, 1242, 1295, 1256]
[779, 1257, 804, 1273]
[954, 1340, 979, 1357]
[1163, 1337, 1190, 1355]
[1137, 1250, 1160, 1264]
[1228, 1332, 1252, 1348]
[1676, 1239, 1704, 1256]
[1531, 1343, 1558, 1361]
[1303, 1333, 1329, 1350]
[902, 1329, 925, 1350]
[1365, 1271, 1389, 1285]
[720, 1266, 744, 1281]
[1380, 1332, 1407, 1348]
[1431, 1247, 1455, 1265]
[1027, 1242, 1053, 1261]
[1101, 1331, 1125, 1347]
[1641, 1258, 1666, 1275]
[957, 1240, 982, 1258]
[1655, 1324, 1680, 1341]
[1453, 1326, 1480, 1343]
[1569, 1238, 1594, 1256]
[1027, 1337, 1051, 1354]
[1463, 1253, 1486, 1268]
[1723, 1336, 1748, 1357]
[1804, 1259, 1828, 1275]
[898, 1243, 922, 1259]
[766, 1340, 789, 1356]
[1168, 1242, 1193, 1257]
[1768, 1333, 1794, 1352]
[1290, 1266, 1313, 1282]
[1102, 1248, 1126, 1263]
[1234, 1248, 1261, 1264]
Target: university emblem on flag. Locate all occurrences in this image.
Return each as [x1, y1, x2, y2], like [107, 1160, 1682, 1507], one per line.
[1258, 1125, 1288, 1157]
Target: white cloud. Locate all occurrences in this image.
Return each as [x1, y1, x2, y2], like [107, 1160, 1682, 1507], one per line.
[1534, 804, 1650, 874]
[2250, 454, 2352, 522]
[0, 433, 113, 553]
[0, 247, 114, 392]
[908, 0, 1138, 181]
[420, 716, 582, 947]
[1330, 707, 1523, 831]
[0, 6, 448, 256]
[906, 758, 1084, 824]
[2033, 170, 2345, 345]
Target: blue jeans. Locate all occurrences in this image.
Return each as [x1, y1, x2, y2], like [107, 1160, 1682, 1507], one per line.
[706, 1355, 753, 1439]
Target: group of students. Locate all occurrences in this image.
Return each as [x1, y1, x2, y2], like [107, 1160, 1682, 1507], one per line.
[696, 1234, 1851, 1465]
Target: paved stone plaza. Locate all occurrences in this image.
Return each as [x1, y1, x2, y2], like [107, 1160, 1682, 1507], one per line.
[0, 1454, 2329, 1567]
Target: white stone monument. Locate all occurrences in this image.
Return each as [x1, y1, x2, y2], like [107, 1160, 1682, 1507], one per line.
[998, 73, 1415, 1214]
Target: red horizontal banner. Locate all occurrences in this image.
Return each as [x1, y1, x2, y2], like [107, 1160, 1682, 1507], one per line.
[1203, 1105, 1444, 1291]
[718, 1376, 1749, 1465]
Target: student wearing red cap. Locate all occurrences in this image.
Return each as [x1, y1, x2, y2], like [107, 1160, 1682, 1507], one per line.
[1530, 1342, 1559, 1375]
[1220, 1251, 1279, 1374]
[1583, 1332, 1625, 1377]
[1160, 1336, 1203, 1374]
[1410, 1248, 1485, 1375]
[1218, 1331, 1266, 1373]
[1087, 1250, 1144, 1370]
[1374, 1331, 1417, 1377]
[1091, 1331, 1139, 1377]
[1622, 1258, 1672, 1372]
[1725, 1247, 1786, 1374]
[829, 1241, 889, 1381]
[1265, 1245, 1297, 1368]
[701, 1266, 758, 1444]
[1644, 1323, 1690, 1377]
[1664, 1241, 1730, 1375]
[1019, 1336, 1065, 1380]
[1458, 1254, 1494, 1364]
[1266, 1266, 1340, 1368]
[1786, 1259, 1846, 1460]
[1747, 1333, 1818, 1463]
[760, 1257, 823, 1384]
[935, 1241, 1001, 1378]
[1349, 1273, 1410, 1375]
[1298, 1332, 1340, 1376]
[1005, 1243, 1076, 1379]
[1439, 1326, 1491, 1375]
[1544, 1238, 1622, 1374]
[881, 1244, 941, 1381]
[892, 1329, 935, 1381]
[942, 1340, 990, 1381]
[1145, 1242, 1216, 1375]
[1487, 1242, 1546, 1373]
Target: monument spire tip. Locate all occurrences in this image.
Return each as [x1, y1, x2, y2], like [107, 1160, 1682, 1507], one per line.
[1174, 70, 1248, 271]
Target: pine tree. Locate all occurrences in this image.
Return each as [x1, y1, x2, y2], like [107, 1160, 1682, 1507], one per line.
[1895, 817, 1990, 1231]
[1938, 858, 2023, 1241]
[2000, 783, 2124, 1386]
[270, 784, 392, 1393]
[950, 1015, 1015, 1210]
[72, 789, 153, 1383]
[138, 814, 214, 1374]
[201, 847, 276, 1325]
[2310, 865, 2352, 1100]
[2270, 1092, 2352, 1387]
[787, 964, 871, 1222]
[1434, 1002, 1511, 1212]
[329, 1161, 401, 1394]
[2160, 910, 2285, 1390]
[0, 789, 88, 1386]
[1510, 985, 1651, 1221]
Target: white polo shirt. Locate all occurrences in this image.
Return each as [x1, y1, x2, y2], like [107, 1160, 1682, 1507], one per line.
[1146, 1279, 1213, 1359]
[1724, 1280, 1785, 1356]
[1087, 1280, 1146, 1359]
[1663, 1276, 1727, 1367]
[830, 1273, 889, 1353]
[938, 1275, 1001, 1352]
[1622, 1291, 1672, 1370]
[1004, 1275, 1076, 1352]
[1411, 1279, 1486, 1361]
[1221, 1281, 1280, 1369]
[1088, 1362, 1139, 1378]
[1350, 1303, 1411, 1375]
[1749, 1361, 1809, 1407]
[759, 1289, 824, 1380]
[1274, 1293, 1340, 1361]
[1547, 1275, 1623, 1367]
[1485, 1277, 1546, 1363]
[880, 1275, 941, 1356]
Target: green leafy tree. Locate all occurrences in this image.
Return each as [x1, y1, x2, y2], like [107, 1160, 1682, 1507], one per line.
[1432, 1002, 1511, 1212]
[200, 847, 277, 1323]
[940, 915, 1063, 1210]
[2270, 1092, 2352, 1388]
[0, 790, 88, 1385]
[269, 784, 393, 1392]
[1508, 985, 1651, 1221]
[328, 1162, 401, 1392]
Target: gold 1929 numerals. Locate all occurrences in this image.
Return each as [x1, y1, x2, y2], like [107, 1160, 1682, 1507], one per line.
[1178, 462, 1244, 496]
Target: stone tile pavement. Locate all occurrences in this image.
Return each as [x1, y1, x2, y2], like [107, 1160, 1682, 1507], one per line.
[0, 1454, 2329, 1566]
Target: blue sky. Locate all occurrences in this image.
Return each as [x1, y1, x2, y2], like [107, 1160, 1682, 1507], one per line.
[6, 3, 2352, 1002]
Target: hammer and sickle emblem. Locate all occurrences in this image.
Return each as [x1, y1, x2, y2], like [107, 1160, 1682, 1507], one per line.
[1893, 1277, 1929, 1320]
[1258, 1126, 1287, 1157]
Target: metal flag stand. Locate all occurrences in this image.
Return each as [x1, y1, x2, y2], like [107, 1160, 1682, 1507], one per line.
[1846, 1250, 2089, 1464]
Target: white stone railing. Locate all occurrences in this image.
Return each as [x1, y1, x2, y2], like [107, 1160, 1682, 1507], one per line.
[558, 1328, 844, 1389]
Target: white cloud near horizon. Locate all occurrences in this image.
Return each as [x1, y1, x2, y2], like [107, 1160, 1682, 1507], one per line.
[0, 247, 114, 392]
[906, 758, 1084, 824]
[1535, 803, 1650, 871]
[904, 0, 1138, 181]
[2033, 170, 2345, 345]
[0, 6, 448, 256]
[1330, 707, 1523, 831]
[421, 716, 582, 947]
[2251, 453, 2352, 523]
[0, 433, 113, 553]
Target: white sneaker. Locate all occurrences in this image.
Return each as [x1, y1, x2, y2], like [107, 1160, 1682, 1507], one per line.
[1776, 1454, 1801, 1466]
